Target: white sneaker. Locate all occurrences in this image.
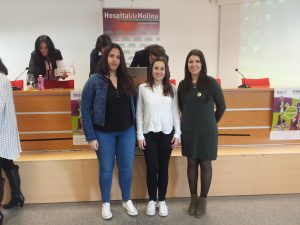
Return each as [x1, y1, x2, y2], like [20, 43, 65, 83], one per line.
[146, 200, 157, 216]
[122, 200, 138, 216]
[158, 201, 168, 217]
[102, 202, 113, 220]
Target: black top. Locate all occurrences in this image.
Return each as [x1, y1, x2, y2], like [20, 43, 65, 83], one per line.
[27, 49, 62, 85]
[130, 49, 170, 68]
[89, 48, 101, 76]
[130, 49, 150, 67]
[94, 79, 133, 132]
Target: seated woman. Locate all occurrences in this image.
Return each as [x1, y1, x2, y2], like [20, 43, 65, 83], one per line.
[27, 35, 68, 88]
[276, 114, 288, 129]
[291, 114, 300, 130]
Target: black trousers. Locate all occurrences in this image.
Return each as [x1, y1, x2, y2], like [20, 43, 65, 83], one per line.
[0, 158, 15, 178]
[144, 131, 173, 201]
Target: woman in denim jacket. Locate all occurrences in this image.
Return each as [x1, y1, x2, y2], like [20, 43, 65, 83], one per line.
[81, 43, 138, 220]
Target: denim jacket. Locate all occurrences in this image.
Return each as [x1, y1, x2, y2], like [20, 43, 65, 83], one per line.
[81, 73, 136, 142]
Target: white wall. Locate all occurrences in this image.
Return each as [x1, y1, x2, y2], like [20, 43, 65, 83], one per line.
[0, 0, 101, 89]
[218, 0, 300, 88]
[219, 3, 241, 88]
[0, 0, 220, 89]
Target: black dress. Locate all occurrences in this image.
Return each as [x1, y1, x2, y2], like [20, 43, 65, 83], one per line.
[178, 77, 226, 160]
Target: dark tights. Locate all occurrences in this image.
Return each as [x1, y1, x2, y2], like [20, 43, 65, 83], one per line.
[0, 158, 15, 178]
[187, 158, 212, 197]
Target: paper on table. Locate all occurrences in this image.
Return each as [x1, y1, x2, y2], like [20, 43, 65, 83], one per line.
[55, 60, 76, 77]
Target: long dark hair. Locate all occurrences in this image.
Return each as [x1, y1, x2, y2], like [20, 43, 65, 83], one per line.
[147, 57, 174, 97]
[181, 49, 211, 101]
[34, 35, 57, 66]
[98, 43, 136, 96]
[95, 34, 112, 52]
[0, 58, 8, 75]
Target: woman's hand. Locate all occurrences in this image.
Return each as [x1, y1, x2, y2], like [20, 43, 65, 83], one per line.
[138, 139, 146, 150]
[171, 137, 180, 148]
[61, 72, 69, 79]
[27, 84, 34, 90]
[88, 140, 99, 150]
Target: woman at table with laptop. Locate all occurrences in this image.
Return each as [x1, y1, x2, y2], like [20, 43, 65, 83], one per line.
[26, 35, 68, 89]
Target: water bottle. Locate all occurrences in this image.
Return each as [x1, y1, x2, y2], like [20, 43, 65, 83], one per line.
[37, 75, 44, 90]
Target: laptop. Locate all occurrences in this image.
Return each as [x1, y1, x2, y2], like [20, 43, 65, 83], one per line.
[127, 67, 148, 88]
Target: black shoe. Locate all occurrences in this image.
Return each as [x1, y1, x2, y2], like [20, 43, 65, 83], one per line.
[195, 197, 207, 218]
[3, 194, 25, 209]
[3, 165, 25, 209]
[188, 194, 198, 215]
[0, 178, 4, 225]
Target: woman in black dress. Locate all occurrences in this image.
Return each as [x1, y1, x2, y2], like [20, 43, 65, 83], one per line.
[178, 49, 226, 218]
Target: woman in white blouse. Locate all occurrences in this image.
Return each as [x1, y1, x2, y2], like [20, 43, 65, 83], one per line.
[0, 59, 23, 225]
[136, 57, 181, 217]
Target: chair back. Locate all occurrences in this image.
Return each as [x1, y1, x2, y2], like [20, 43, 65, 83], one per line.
[242, 78, 270, 88]
[215, 78, 221, 86]
[10, 80, 24, 90]
[169, 79, 176, 86]
[44, 80, 74, 89]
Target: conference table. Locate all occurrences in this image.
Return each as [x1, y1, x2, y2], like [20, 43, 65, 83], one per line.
[13, 88, 300, 152]
[11, 88, 300, 204]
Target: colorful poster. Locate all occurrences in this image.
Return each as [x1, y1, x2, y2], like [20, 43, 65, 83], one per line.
[103, 8, 160, 66]
[71, 91, 87, 145]
[270, 88, 300, 140]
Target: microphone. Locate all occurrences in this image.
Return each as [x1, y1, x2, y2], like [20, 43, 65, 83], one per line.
[11, 67, 29, 90]
[235, 68, 249, 88]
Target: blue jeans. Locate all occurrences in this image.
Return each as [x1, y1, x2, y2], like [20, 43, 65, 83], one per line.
[95, 125, 136, 203]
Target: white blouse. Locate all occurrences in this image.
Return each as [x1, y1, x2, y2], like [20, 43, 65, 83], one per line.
[0, 74, 21, 160]
[136, 83, 181, 140]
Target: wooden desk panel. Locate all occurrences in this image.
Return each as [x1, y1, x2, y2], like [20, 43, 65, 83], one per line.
[219, 110, 272, 127]
[17, 114, 72, 132]
[14, 90, 73, 151]
[223, 88, 273, 108]
[21, 139, 73, 151]
[13, 88, 299, 151]
[19, 133, 72, 140]
[219, 128, 300, 145]
[14, 95, 71, 112]
[217, 88, 300, 145]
